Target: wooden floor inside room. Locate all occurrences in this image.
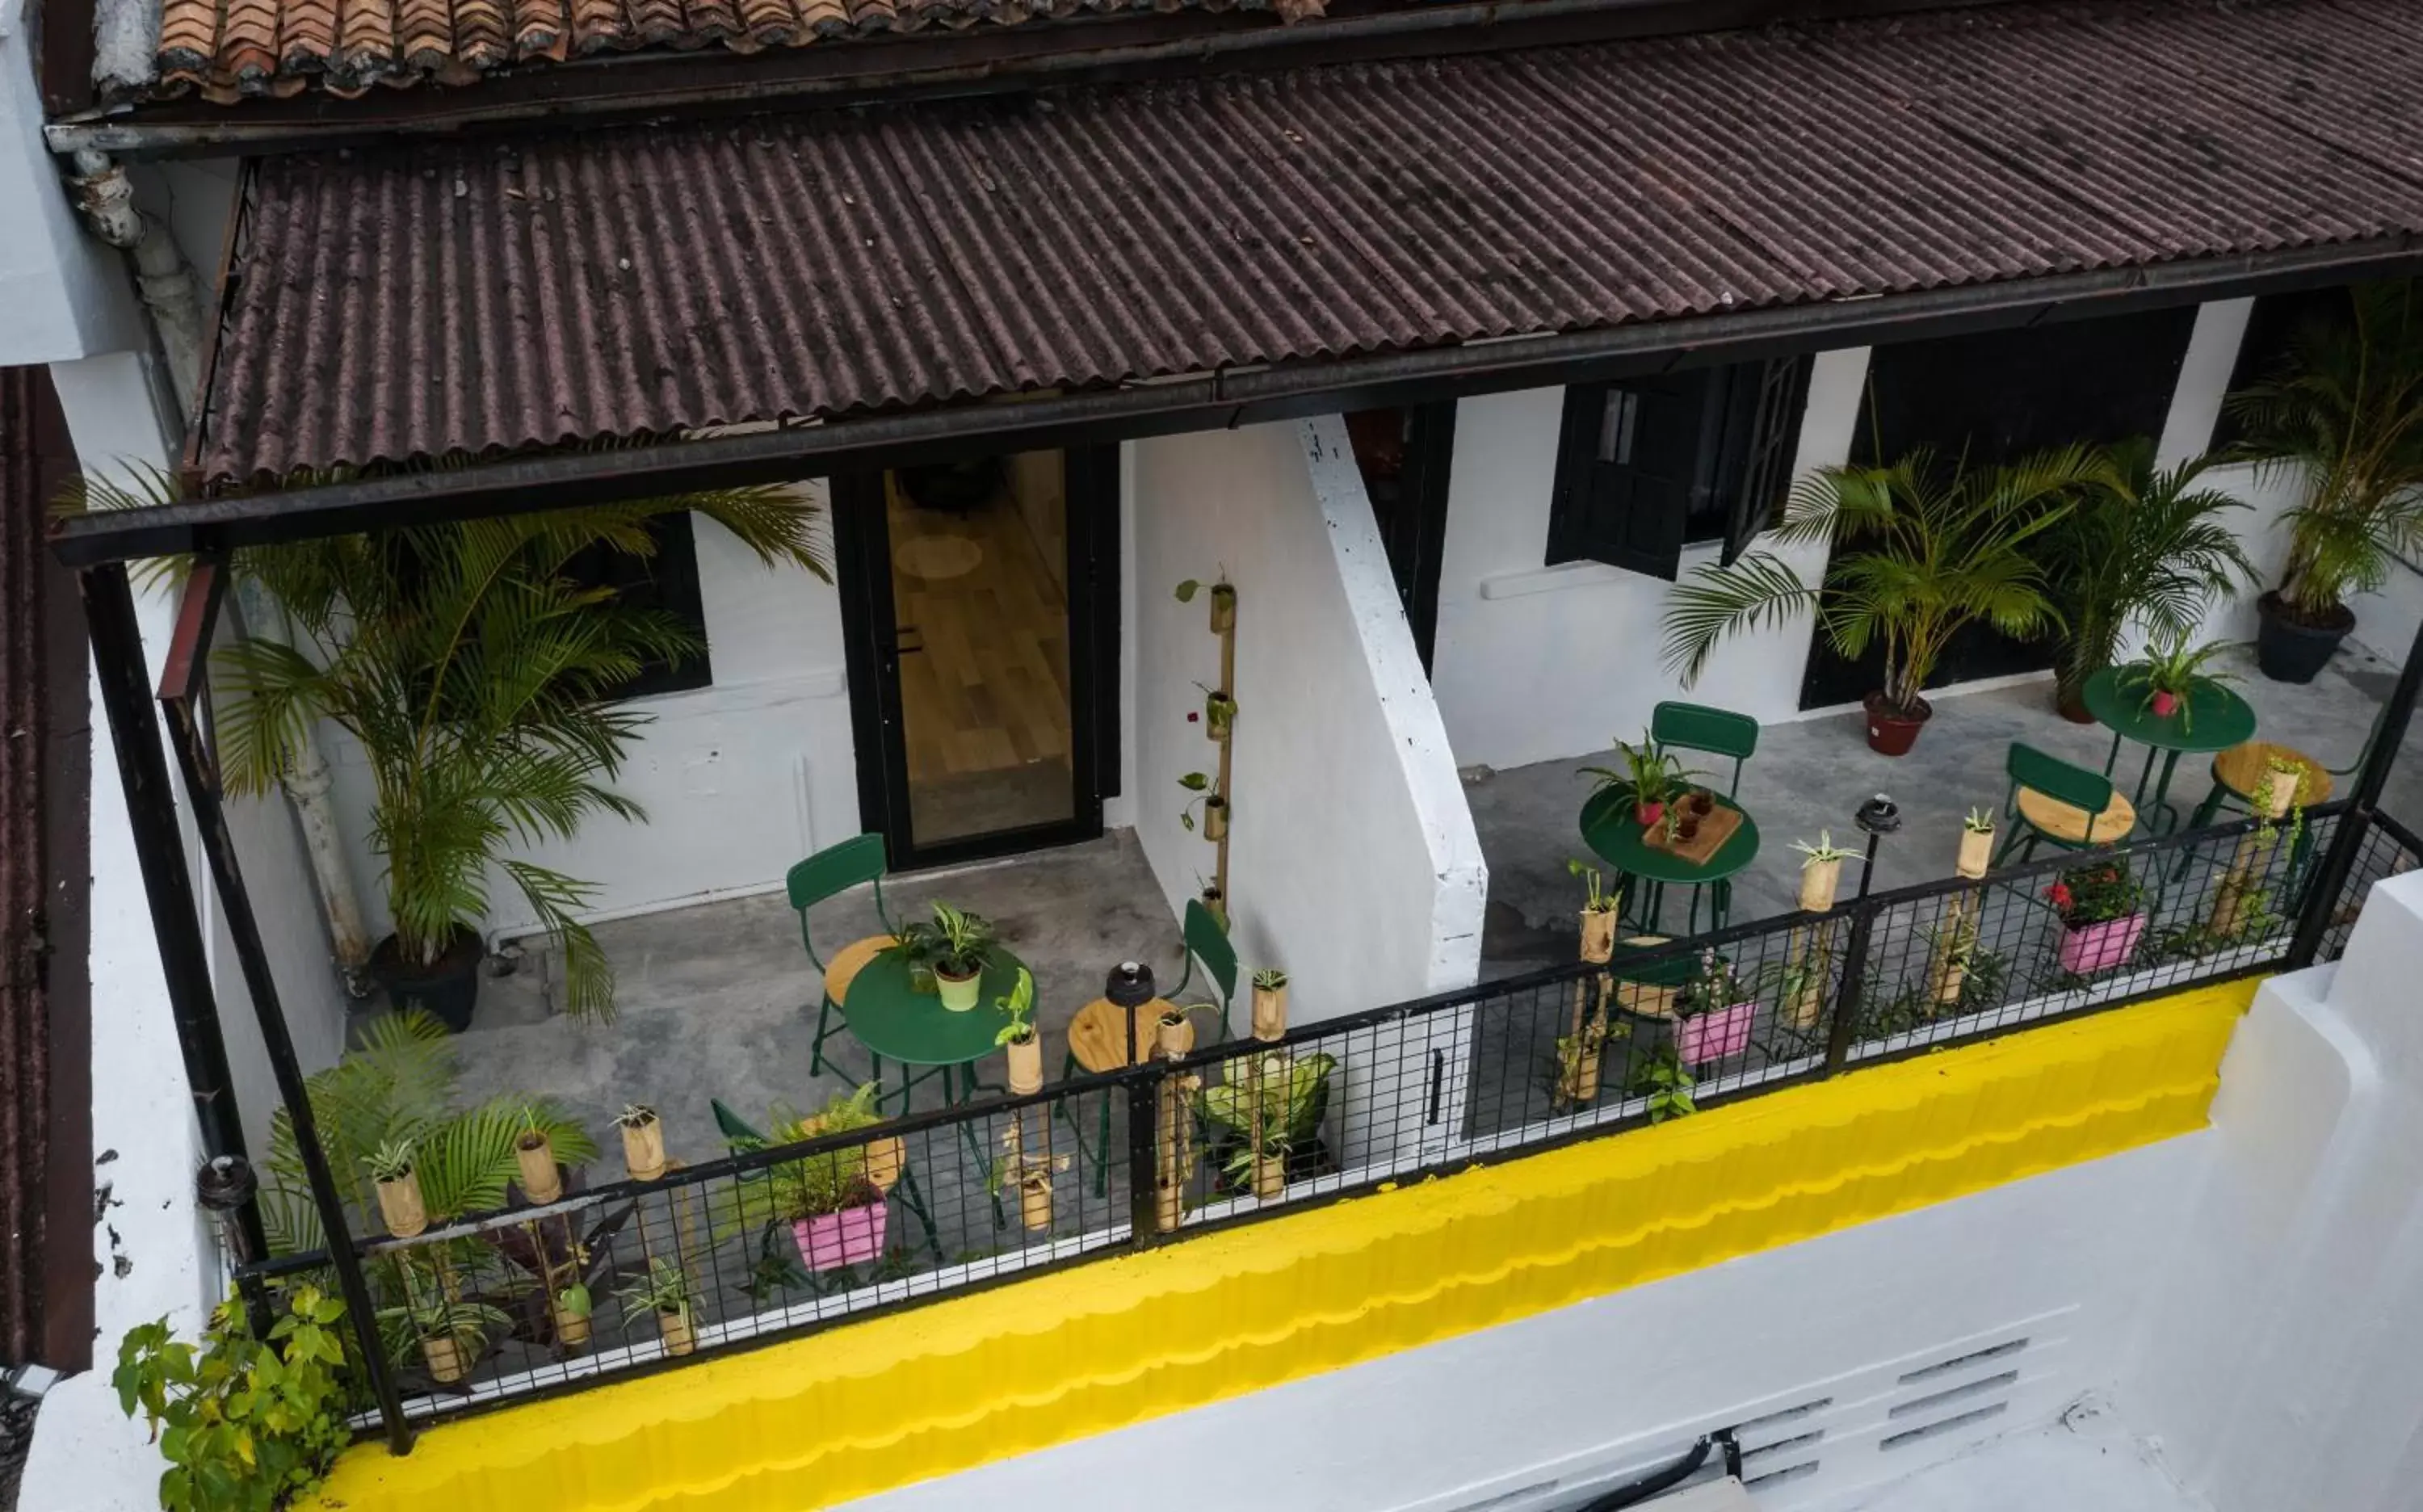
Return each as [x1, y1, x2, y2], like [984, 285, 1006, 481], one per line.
[884, 458, 1076, 842]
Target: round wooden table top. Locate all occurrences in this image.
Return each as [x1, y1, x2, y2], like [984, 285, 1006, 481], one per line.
[1068, 998, 1195, 1072]
[2212, 741, 2333, 806]
[2016, 783, 2138, 846]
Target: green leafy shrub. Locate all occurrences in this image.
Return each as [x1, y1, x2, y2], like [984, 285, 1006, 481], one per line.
[113, 1287, 354, 1512]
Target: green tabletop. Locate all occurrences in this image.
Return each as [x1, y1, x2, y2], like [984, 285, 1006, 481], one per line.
[2081, 666, 2257, 754]
[1579, 788, 1762, 884]
[843, 949, 1023, 1068]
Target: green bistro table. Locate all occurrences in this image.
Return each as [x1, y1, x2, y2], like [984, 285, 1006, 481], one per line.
[1579, 788, 1762, 935]
[843, 948, 1024, 1116]
[2081, 667, 2258, 834]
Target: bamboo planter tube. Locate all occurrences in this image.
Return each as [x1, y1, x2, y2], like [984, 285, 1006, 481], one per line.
[658, 1310, 695, 1357]
[552, 1297, 591, 1350]
[516, 1134, 562, 1204]
[1957, 825, 1995, 878]
[1579, 907, 1619, 964]
[1797, 859, 1842, 914]
[1922, 825, 1995, 1010]
[1154, 1016, 1195, 1233]
[1019, 1176, 1055, 1233]
[1203, 797, 1229, 842]
[1251, 981, 1287, 1042]
[621, 1119, 666, 1182]
[422, 1337, 468, 1384]
[1209, 584, 1237, 634]
[376, 1171, 428, 1237]
[1006, 1033, 1044, 1095]
[2213, 766, 2303, 937]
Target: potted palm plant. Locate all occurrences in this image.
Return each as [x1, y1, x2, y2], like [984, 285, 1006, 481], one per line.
[615, 1258, 700, 1356]
[894, 901, 996, 1012]
[172, 489, 833, 1029]
[1663, 447, 2094, 754]
[2045, 439, 2256, 720]
[2228, 279, 2423, 683]
[2047, 859, 2151, 975]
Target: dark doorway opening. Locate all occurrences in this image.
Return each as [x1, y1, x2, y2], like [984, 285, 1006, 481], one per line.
[1344, 404, 1456, 673]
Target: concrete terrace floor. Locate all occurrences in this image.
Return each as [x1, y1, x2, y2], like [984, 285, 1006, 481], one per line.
[1467, 643, 2422, 976]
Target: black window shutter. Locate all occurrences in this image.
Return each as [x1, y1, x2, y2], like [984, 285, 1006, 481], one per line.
[563, 511, 713, 700]
[1546, 378, 1703, 582]
[1720, 355, 1814, 566]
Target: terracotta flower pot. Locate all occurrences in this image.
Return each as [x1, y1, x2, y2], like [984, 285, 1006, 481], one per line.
[515, 1132, 562, 1204]
[657, 1308, 695, 1357]
[621, 1119, 666, 1182]
[1251, 981, 1288, 1040]
[376, 1171, 427, 1237]
[2151, 689, 2180, 718]
[1957, 827, 1995, 878]
[1678, 1002, 1757, 1065]
[1864, 693, 1932, 757]
[793, 1199, 888, 1271]
[1635, 800, 1665, 828]
[1797, 859, 1841, 914]
[422, 1336, 469, 1384]
[1578, 908, 1619, 964]
[935, 964, 983, 1012]
[1006, 1032, 1044, 1095]
[2057, 913, 2150, 975]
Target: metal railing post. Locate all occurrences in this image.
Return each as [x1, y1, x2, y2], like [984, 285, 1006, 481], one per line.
[1821, 901, 1880, 1077]
[2289, 615, 2423, 967]
[1125, 1068, 1161, 1248]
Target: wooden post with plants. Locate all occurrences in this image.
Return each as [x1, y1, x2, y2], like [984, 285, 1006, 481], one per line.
[994, 968, 1062, 1233]
[1153, 1008, 1199, 1233]
[1556, 860, 1620, 1107]
[1176, 575, 1238, 926]
[1785, 834, 1853, 1031]
[1927, 809, 1997, 1010]
[1247, 968, 1290, 1200]
[2211, 762, 2304, 940]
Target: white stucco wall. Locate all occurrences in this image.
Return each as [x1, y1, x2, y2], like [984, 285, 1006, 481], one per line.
[1426, 349, 1871, 771]
[320, 484, 857, 944]
[1128, 421, 1487, 1023]
[2119, 873, 2423, 1512]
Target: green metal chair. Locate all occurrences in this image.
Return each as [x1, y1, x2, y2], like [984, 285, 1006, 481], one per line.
[1994, 742, 2138, 867]
[787, 834, 901, 1078]
[1651, 700, 1760, 797]
[1166, 898, 1240, 1042]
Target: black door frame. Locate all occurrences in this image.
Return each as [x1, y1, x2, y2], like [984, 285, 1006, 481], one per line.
[833, 446, 1121, 872]
[1384, 401, 1456, 674]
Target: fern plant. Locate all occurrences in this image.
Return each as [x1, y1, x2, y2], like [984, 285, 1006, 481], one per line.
[1662, 447, 2094, 716]
[2228, 279, 2423, 623]
[65, 467, 830, 1022]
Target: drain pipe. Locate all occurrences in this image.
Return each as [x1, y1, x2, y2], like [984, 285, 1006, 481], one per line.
[65, 149, 204, 416]
[64, 157, 373, 990]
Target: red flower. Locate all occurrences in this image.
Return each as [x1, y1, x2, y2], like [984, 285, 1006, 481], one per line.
[2047, 882, 2074, 910]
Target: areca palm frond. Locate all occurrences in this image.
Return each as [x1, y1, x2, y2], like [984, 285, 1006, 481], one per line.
[1662, 447, 2096, 712]
[2047, 439, 2256, 695]
[2228, 279, 2423, 617]
[68, 463, 829, 1022]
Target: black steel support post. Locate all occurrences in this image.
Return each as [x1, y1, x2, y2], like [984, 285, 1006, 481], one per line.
[2288, 613, 2423, 968]
[1125, 1069, 1161, 1248]
[149, 563, 415, 1455]
[1821, 903, 1879, 1077]
[78, 564, 271, 1264]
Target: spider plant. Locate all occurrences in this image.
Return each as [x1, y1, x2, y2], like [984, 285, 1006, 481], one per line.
[2119, 630, 2240, 731]
[2228, 279, 2423, 626]
[2045, 439, 2256, 712]
[65, 466, 831, 1023]
[1662, 447, 2096, 723]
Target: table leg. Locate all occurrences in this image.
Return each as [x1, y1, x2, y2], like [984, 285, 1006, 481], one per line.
[2131, 744, 2160, 808]
[2102, 731, 2123, 777]
[2149, 750, 2186, 834]
[869, 1052, 887, 1115]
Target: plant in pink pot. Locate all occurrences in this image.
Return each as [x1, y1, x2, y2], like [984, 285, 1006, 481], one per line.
[2047, 858, 2151, 975]
[727, 1085, 893, 1275]
[1674, 948, 1757, 1066]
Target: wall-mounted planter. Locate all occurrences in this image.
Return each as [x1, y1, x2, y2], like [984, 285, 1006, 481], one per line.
[621, 1117, 666, 1182]
[2058, 913, 2150, 976]
[1006, 1033, 1044, 1095]
[1018, 1176, 1054, 1233]
[516, 1132, 562, 1204]
[1958, 826, 1995, 877]
[1200, 885, 1228, 929]
[422, 1336, 469, 1384]
[795, 1200, 888, 1271]
[1203, 796, 1228, 842]
[1678, 1002, 1756, 1065]
[1798, 859, 1842, 914]
[1204, 692, 1237, 742]
[376, 1170, 427, 1237]
[551, 1292, 592, 1351]
[1208, 583, 1237, 634]
[1251, 981, 1288, 1040]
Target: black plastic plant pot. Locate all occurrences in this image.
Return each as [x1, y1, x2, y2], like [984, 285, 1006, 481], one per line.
[369, 926, 485, 1032]
[2255, 592, 2353, 684]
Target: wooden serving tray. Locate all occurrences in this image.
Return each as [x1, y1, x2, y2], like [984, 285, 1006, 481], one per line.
[1641, 802, 1741, 866]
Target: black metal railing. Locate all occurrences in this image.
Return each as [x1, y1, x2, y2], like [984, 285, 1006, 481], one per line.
[235, 798, 2416, 1444]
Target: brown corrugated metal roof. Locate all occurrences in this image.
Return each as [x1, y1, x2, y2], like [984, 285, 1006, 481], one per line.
[195, 0, 2423, 488]
[150, 0, 1323, 102]
[2, 366, 91, 1372]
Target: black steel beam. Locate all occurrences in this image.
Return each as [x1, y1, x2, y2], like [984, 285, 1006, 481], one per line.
[2289, 608, 2423, 966]
[151, 566, 417, 1454]
[52, 237, 2423, 568]
[76, 563, 270, 1266]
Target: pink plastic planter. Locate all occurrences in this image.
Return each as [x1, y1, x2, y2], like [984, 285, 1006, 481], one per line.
[792, 1201, 888, 1271]
[1678, 1001, 1756, 1065]
[2057, 913, 2149, 975]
